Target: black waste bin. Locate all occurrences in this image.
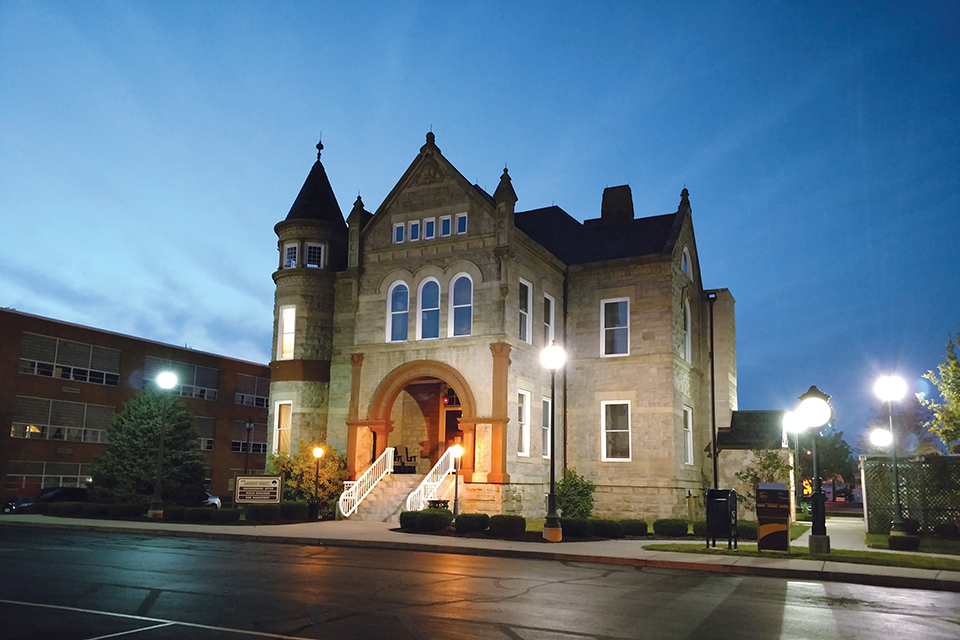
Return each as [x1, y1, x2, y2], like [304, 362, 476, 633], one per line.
[705, 488, 738, 549]
[756, 483, 790, 551]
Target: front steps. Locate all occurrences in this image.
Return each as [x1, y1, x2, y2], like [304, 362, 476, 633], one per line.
[349, 473, 423, 522]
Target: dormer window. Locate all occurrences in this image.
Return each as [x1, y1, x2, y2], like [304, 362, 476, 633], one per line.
[305, 243, 324, 268]
[283, 243, 298, 269]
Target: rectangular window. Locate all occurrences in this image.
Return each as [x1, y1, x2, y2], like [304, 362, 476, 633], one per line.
[235, 374, 271, 407]
[275, 402, 292, 455]
[542, 397, 551, 458]
[19, 333, 120, 387]
[517, 390, 530, 456]
[543, 294, 555, 345]
[602, 401, 631, 461]
[11, 396, 114, 444]
[5, 461, 93, 492]
[279, 305, 296, 360]
[601, 298, 630, 356]
[455, 213, 468, 234]
[518, 279, 532, 344]
[231, 420, 267, 453]
[393, 223, 405, 244]
[424, 218, 436, 239]
[143, 357, 220, 400]
[283, 243, 298, 269]
[409, 221, 420, 241]
[305, 243, 324, 268]
[683, 406, 694, 465]
[440, 215, 452, 237]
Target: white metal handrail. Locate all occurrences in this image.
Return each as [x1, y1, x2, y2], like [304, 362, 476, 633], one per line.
[405, 446, 457, 511]
[338, 446, 394, 518]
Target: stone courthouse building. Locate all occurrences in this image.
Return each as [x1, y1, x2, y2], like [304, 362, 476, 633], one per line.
[268, 133, 737, 520]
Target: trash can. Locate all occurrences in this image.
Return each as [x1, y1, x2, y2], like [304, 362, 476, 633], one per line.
[307, 497, 320, 521]
[705, 488, 738, 549]
[756, 482, 790, 551]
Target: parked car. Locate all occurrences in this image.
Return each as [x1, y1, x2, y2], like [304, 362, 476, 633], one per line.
[203, 492, 221, 509]
[7, 486, 89, 513]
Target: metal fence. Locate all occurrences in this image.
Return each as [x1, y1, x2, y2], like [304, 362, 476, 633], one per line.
[860, 455, 960, 534]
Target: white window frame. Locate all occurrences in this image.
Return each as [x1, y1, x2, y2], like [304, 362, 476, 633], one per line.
[543, 293, 555, 345]
[601, 297, 630, 357]
[417, 278, 441, 341]
[423, 217, 436, 240]
[393, 223, 405, 244]
[439, 215, 452, 237]
[448, 274, 473, 338]
[518, 278, 532, 344]
[282, 242, 298, 269]
[542, 396, 552, 459]
[387, 281, 409, 343]
[305, 243, 324, 268]
[455, 212, 468, 235]
[408, 220, 421, 242]
[273, 401, 292, 455]
[517, 390, 531, 457]
[683, 406, 694, 465]
[277, 305, 296, 360]
[683, 299, 692, 363]
[601, 400, 632, 462]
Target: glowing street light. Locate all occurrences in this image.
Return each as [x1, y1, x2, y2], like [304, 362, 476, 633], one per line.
[874, 374, 908, 534]
[540, 342, 566, 542]
[148, 372, 178, 518]
[869, 427, 893, 448]
[310, 446, 324, 521]
[451, 444, 464, 517]
[795, 385, 833, 552]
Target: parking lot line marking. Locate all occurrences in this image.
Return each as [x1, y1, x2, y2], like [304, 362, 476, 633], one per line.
[86, 621, 175, 639]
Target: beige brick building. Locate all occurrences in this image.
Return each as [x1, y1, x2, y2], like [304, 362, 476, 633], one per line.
[267, 134, 737, 521]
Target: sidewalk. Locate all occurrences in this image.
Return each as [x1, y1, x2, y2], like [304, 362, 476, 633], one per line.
[2, 513, 959, 593]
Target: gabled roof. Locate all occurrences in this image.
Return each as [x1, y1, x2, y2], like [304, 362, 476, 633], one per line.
[284, 142, 345, 226]
[717, 410, 787, 450]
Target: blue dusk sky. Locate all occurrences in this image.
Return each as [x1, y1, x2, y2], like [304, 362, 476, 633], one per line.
[1, 2, 958, 449]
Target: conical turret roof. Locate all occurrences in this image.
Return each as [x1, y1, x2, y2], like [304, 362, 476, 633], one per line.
[284, 141, 345, 225]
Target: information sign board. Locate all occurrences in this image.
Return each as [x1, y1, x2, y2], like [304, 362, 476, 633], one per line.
[235, 476, 282, 504]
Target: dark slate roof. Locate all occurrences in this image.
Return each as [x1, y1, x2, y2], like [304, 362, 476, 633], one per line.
[473, 183, 495, 207]
[717, 410, 787, 450]
[515, 206, 679, 265]
[285, 159, 346, 225]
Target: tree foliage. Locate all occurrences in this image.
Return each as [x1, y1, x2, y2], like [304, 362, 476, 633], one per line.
[919, 333, 960, 448]
[795, 430, 855, 483]
[860, 395, 939, 455]
[89, 389, 206, 505]
[734, 449, 792, 509]
[556, 467, 595, 519]
[267, 440, 349, 503]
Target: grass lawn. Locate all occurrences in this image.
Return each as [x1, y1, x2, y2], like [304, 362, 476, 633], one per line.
[865, 533, 960, 556]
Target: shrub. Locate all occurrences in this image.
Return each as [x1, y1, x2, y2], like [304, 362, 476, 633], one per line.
[211, 508, 241, 524]
[653, 518, 688, 537]
[933, 522, 959, 539]
[455, 513, 489, 534]
[588, 519, 624, 539]
[107, 503, 143, 518]
[416, 508, 453, 532]
[399, 510, 419, 530]
[246, 504, 282, 523]
[280, 501, 309, 521]
[185, 507, 213, 523]
[48, 502, 85, 517]
[81, 503, 108, 518]
[488, 515, 526, 538]
[559, 517, 590, 538]
[620, 519, 648, 536]
[888, 535, 921, 551]
[163, 506, 186, 521]
[557, 468, 595, 519]
[902, 518, 921, 535]
[692, 520, 708, 537]
[736, 521, 758, 541]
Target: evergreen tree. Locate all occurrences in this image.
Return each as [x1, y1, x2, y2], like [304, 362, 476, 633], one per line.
[920, 332, 960, 449]
[90, 388, 206, 505]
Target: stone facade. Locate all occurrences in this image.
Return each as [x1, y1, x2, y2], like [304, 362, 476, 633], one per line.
[267, 134, 738, 521]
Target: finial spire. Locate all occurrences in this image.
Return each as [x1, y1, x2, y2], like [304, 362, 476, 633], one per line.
[316, 139, 323, 161]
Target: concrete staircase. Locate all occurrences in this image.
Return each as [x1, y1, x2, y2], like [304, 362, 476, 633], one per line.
[349, 473, 423, 522]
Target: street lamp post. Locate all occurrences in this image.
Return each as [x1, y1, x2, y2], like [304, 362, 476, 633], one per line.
[796, 385, 833, 554]
[782, 411, 804, 508]
[244, 418, 254, 474]
[148, 372, 178, 518]
[310, 446, 324, 521]
[451, 444, 464, 517]
[874, 375, 908, 535]
[540, 342, 566, 543]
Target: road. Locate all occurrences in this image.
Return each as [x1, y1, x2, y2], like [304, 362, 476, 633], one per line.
[0, 526, 957, 639]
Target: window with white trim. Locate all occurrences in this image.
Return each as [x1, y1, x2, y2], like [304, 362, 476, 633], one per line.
[450, 275, 472, 337]
[542, 397, 551, 459]
[440, 215, 452, 237]
[278, 305, 296, 360]
[305, 243, 324, 268]
[543, 293, 555, 345]
[601, 401, 631, 461]
[274, 402, 291, 455]
[194, 416, 215, 451]
[517, 390, 531, 456]
[388, 282, 409, 342]
[601, 298, 629, 356]
[5, 461, 94, 492]
[519, 279, 532, 343]
[424, 218, 436, 240]
[283, 243, 298, 269]
[683, 406, 694, 465]
[393, 223, 405, 244]
[455, 212, 468, 234]
[231, 420, 267, 453]
[682, 299, 692, 363]
[19, 333, 120, 387]
[418, 279, 440, 340]
[11, 396, 114, 444]
[143, 357, 220, 400]
[409, 221, 420, 241]
[235, 374, 270, 407]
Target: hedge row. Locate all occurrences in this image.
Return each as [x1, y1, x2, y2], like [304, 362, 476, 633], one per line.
[43, 502, 144, 518]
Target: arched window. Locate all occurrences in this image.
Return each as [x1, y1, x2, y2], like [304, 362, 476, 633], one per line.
[682, 298, 692, 363]
[449, 275, 472, 337]
[388, 282, 409, 342]
[418, 279, 440, 340]
[682, 248, 692, 278]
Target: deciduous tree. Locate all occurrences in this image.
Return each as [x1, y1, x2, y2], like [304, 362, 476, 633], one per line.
[267, 440, 349, 511]
[919, 332, 960, 448]
[734, 449, 792, 509]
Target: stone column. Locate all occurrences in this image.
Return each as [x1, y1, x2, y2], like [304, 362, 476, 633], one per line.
[346, 353, 363, 478]
[487, 343, 512, 484]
